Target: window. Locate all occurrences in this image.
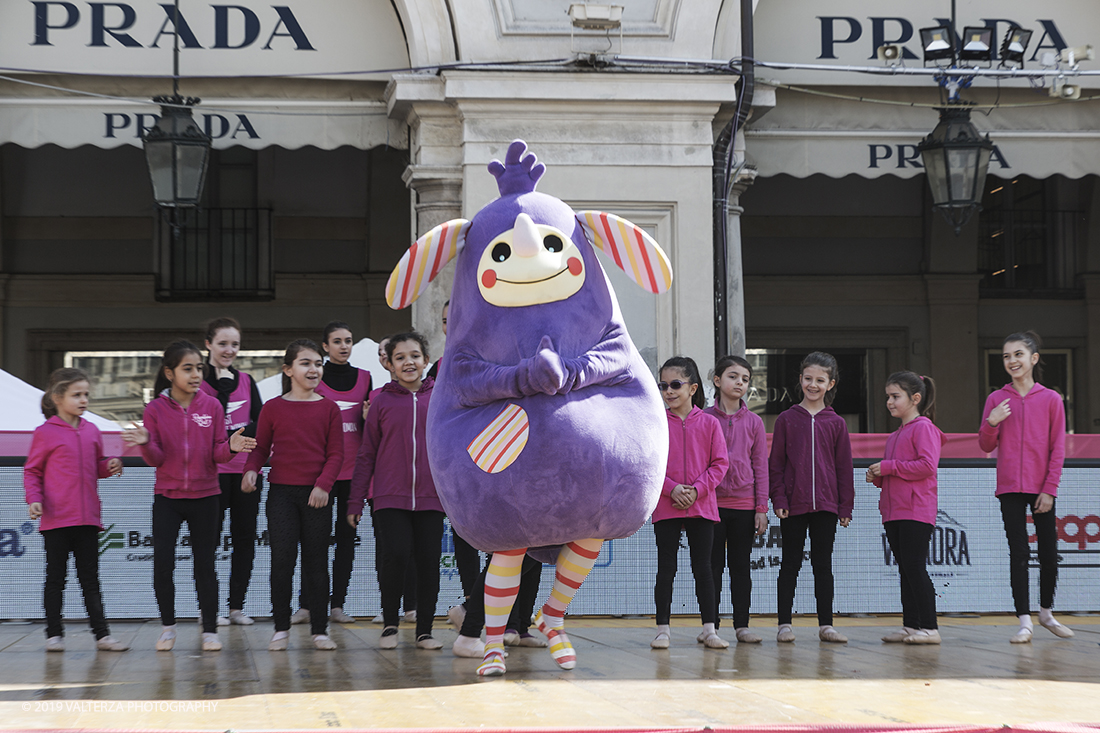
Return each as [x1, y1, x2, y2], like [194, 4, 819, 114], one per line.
[746, 348, 869, 432]
[64, 350, 283, 425]
[978, 176, 1084, 296]
[153, 148, 274, 301]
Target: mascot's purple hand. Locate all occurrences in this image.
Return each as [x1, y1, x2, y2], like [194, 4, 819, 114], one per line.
[489, 140, 547, 197]
[450, 351, 528, 408]
[557, 321, 635, 394]
[528, 336, 566, 395]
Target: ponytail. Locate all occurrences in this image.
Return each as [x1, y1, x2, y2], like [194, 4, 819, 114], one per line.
[1004, 331, 1043, 383]
[154, 341, 203, 396]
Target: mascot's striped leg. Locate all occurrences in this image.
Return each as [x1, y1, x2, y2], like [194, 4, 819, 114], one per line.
[535, 538, 603, 670]
[477, 549, 526, 677]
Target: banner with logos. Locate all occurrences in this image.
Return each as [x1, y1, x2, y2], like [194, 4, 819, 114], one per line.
[0, 0, 409, 80]
[0, 466, 1096, 620]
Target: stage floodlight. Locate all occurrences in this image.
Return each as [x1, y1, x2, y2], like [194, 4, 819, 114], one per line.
[960, 27, 993, 62]
[920, 26, 955, 62]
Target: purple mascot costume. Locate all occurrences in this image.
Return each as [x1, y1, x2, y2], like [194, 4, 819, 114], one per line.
[385, 140, 672, 675]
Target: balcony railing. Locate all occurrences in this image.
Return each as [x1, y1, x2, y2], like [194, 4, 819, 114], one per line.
[154, 208, 274, 301]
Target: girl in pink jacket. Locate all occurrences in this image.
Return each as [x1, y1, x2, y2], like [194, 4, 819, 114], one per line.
[25, 368, 126, 653]
[124, 341, 255, 653]
[867, 372, 945, 645]
[704, 355, 768, 644]
[979, 331, 1073, 643]
[650, 356, 729, 650]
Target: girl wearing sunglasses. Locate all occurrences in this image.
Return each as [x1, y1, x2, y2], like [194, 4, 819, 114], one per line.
[649, 356, 729, 650]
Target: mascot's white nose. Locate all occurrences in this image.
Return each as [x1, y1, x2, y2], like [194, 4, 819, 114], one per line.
[512, 213, 542, 258]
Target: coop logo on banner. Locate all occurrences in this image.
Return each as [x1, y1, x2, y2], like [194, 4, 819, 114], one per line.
[1034, 512, 1100, 568]
[0, 522, 35, 558]
[881, 509, 971, 578]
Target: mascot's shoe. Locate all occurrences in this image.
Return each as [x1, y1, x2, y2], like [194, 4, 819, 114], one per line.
[452, 634, 485, 658]
[536, 613, 576, 670]
[477, 650, 507, 677]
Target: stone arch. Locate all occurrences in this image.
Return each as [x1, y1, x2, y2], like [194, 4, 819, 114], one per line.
[391, 0, 458, 67]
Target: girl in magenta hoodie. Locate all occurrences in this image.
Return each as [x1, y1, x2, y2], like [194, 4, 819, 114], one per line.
[979, 331, 1073, 643]
[704, 355, 769, 644]
[348, 332, 443, 651]
[124, 340, 255, 653]
[650, 356, 729, 650]
[867, 371, 945, 645]
[25, 367, 126, 652]
[769, 351, 853, 644]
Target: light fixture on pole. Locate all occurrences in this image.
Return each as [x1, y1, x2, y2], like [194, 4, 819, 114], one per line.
[141, 0, 210, 211]
[917, 106, 994, 234]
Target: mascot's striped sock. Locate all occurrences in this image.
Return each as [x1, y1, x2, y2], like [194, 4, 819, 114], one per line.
[477, 549, 526, 677]
[535, 538, 603, 670]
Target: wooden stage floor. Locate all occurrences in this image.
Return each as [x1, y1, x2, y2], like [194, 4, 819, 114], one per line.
[0, 615, 1097, 730]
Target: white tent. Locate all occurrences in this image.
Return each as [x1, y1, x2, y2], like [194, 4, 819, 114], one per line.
[256, 338, 401, 402]
[0, 368, 120, 431]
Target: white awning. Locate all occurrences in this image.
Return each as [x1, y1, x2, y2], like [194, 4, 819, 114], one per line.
[745, 87, 1100, 179]
[0, 98, 408, 151]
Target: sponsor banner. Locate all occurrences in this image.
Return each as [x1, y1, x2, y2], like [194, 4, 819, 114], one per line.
[0, 467, 1096, 619]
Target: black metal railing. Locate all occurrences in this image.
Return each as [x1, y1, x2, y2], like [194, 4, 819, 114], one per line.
[154, 208, 274, 301]
[979, 209, 1084, 296]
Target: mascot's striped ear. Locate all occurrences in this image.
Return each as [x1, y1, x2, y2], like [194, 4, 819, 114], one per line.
[576, 211, 673, 294]
[386, 219, 472, 309]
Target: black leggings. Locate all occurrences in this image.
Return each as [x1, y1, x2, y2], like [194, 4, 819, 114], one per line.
[42, 525, 110, 640]
[267, 485, 333, 635]
[299, 479, 357, 610]
[1000, 492, 1058, 615]
[453, 530, 482, 599]
[374, 508, 444, 637]
[711, 508, 757, 629]
[653, 517, 717, 626]
[460, 554, 542, 637]
[153, 494, 221, 633]
[884, 520, 937, 630]
[777, 511, 838, 626]
[218, 472, 261, 611]
[370, 504, 417, 612]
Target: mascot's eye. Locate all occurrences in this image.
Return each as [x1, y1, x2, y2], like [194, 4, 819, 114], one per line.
[543, 234, 564, 253]
[492, 242, 511, 263]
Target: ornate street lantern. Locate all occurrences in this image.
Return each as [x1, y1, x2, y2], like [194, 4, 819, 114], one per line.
[142, 95, 210, 208]
[917, 106, 994, 234]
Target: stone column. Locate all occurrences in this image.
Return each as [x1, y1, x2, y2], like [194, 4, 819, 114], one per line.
[724, 166, 757, 358]
[387, 74, 464, 359]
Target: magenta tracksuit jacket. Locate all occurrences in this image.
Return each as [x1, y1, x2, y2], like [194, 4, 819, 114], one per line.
[871, 416, 945, 525]
[140, 391, 234, 499]
[704, 402, 769, 512]
[652, 407, 729, 523]
[349, 379, 441, 516]
[24, 417, 116, 531]
[769, 404, 854, 519]
[978, 383, 1065, 497]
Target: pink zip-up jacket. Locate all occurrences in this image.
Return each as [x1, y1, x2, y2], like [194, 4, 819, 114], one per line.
[349, 378, 441, 516]
[978, 383, 1065, 497]
[652, 407, 728, 523]
[140, 390, 233, 499]
[870, 416, 945, 525]
[24, 416, 116, 531]
[704, 401, 769, 512]
[769, 404, 854, 519]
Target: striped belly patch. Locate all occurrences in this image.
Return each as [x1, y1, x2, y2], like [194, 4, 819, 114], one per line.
[467, 404, 529, 474]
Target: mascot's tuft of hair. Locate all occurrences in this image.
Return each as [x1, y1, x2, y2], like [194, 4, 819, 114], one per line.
[385, 139, 671, 675]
